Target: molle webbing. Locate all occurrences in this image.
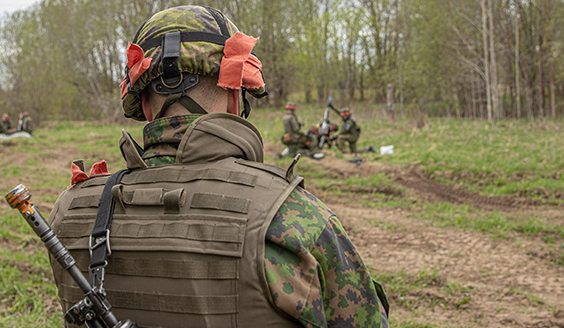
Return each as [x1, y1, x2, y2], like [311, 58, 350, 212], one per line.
[119, 188, 180, 206]
[191, 193, 251, 214]
[69, 188, 252, 215]
[61, 284, 238, 315]
[119, 167, 257, 187]
[72, 253, 238, 280]
[60, 215, 245, 245]
[80, 177, 109, 188]
[113, 187, 186, 214]
[68, 195, 101, 209]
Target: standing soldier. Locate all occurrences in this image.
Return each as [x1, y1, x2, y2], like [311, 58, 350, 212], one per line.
[47, 6, 388, 328]
[281, 102, 314, 157]
[1, 114, 12, 133]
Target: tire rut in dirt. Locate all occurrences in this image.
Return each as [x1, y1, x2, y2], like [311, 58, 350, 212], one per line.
[395, 168, 535, 211]
[311, 157, 542, 212]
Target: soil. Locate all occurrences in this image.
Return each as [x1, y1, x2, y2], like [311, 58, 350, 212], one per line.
[2, 139, 564, 328]
[265, 142, 564, 328]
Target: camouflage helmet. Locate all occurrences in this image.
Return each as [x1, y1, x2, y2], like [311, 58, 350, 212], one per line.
[285, 103, 297, 111]
[340, 107, 353, 118]
[120, 6, 268, 121]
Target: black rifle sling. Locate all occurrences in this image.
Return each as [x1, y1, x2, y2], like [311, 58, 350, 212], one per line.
[89, 169, 130, 288]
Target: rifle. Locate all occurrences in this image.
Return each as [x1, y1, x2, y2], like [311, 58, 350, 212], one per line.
[5, 184, 138, 328]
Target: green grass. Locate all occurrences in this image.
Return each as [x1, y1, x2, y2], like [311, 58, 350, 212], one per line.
[369, 265, 473, 327]
[0, 221, 62, 327]
[251, 107, 564, 200]
[416, 201, 564, 240]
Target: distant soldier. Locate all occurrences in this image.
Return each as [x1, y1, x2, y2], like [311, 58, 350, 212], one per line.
[336, 108, 360, 153]
[1, 114, 12, 133]
[337, 108, 375, 154]
[281, 103, 314, 157]
[19, 112, 34, 134]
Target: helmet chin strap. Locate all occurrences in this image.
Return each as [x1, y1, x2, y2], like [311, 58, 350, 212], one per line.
[153, 93, 208, 120]
[151, 78, 253, 121]
[240, 88, 251, 119]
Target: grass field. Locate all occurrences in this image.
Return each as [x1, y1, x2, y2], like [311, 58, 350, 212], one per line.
[252, 105, 564, 201]
[1, 106, 564, 327]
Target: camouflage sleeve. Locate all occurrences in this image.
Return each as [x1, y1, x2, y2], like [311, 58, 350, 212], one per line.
[265, 186, 388, 327]
[290, 115, 301, 133]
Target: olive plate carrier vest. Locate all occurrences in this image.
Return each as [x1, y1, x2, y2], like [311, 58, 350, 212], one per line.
[49, 113, 304, 328]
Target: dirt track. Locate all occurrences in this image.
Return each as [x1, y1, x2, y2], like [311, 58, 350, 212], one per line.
[263, 143, 564, 328]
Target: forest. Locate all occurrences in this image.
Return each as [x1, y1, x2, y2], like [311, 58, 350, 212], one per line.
[0, 0, 563, 123]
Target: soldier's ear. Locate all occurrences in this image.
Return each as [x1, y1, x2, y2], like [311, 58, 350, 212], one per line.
[141, 89, 154, 122]
[227, 89, 239, 115]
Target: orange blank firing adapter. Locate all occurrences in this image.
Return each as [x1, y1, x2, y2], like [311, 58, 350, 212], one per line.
[5, 184, 36, 219]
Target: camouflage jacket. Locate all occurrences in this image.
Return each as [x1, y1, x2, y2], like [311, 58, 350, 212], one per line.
[282, 112, 302, 136]
[0, 119, 11, 133]
[22, 116, 33, 134]
[138, 114, 389, 327]
[339, 118, 360, 139]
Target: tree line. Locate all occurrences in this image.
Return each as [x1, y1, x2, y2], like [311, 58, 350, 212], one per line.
[0, 0, 563, 123]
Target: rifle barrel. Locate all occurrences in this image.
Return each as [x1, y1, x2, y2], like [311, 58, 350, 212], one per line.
[5, 185, 91, 292]
[5, 184, 135, 328]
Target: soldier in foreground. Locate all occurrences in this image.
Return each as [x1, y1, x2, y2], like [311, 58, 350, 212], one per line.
[48, 6, 388, 328]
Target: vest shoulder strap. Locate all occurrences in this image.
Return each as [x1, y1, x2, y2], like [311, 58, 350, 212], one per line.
[89, 169, 130, 287]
